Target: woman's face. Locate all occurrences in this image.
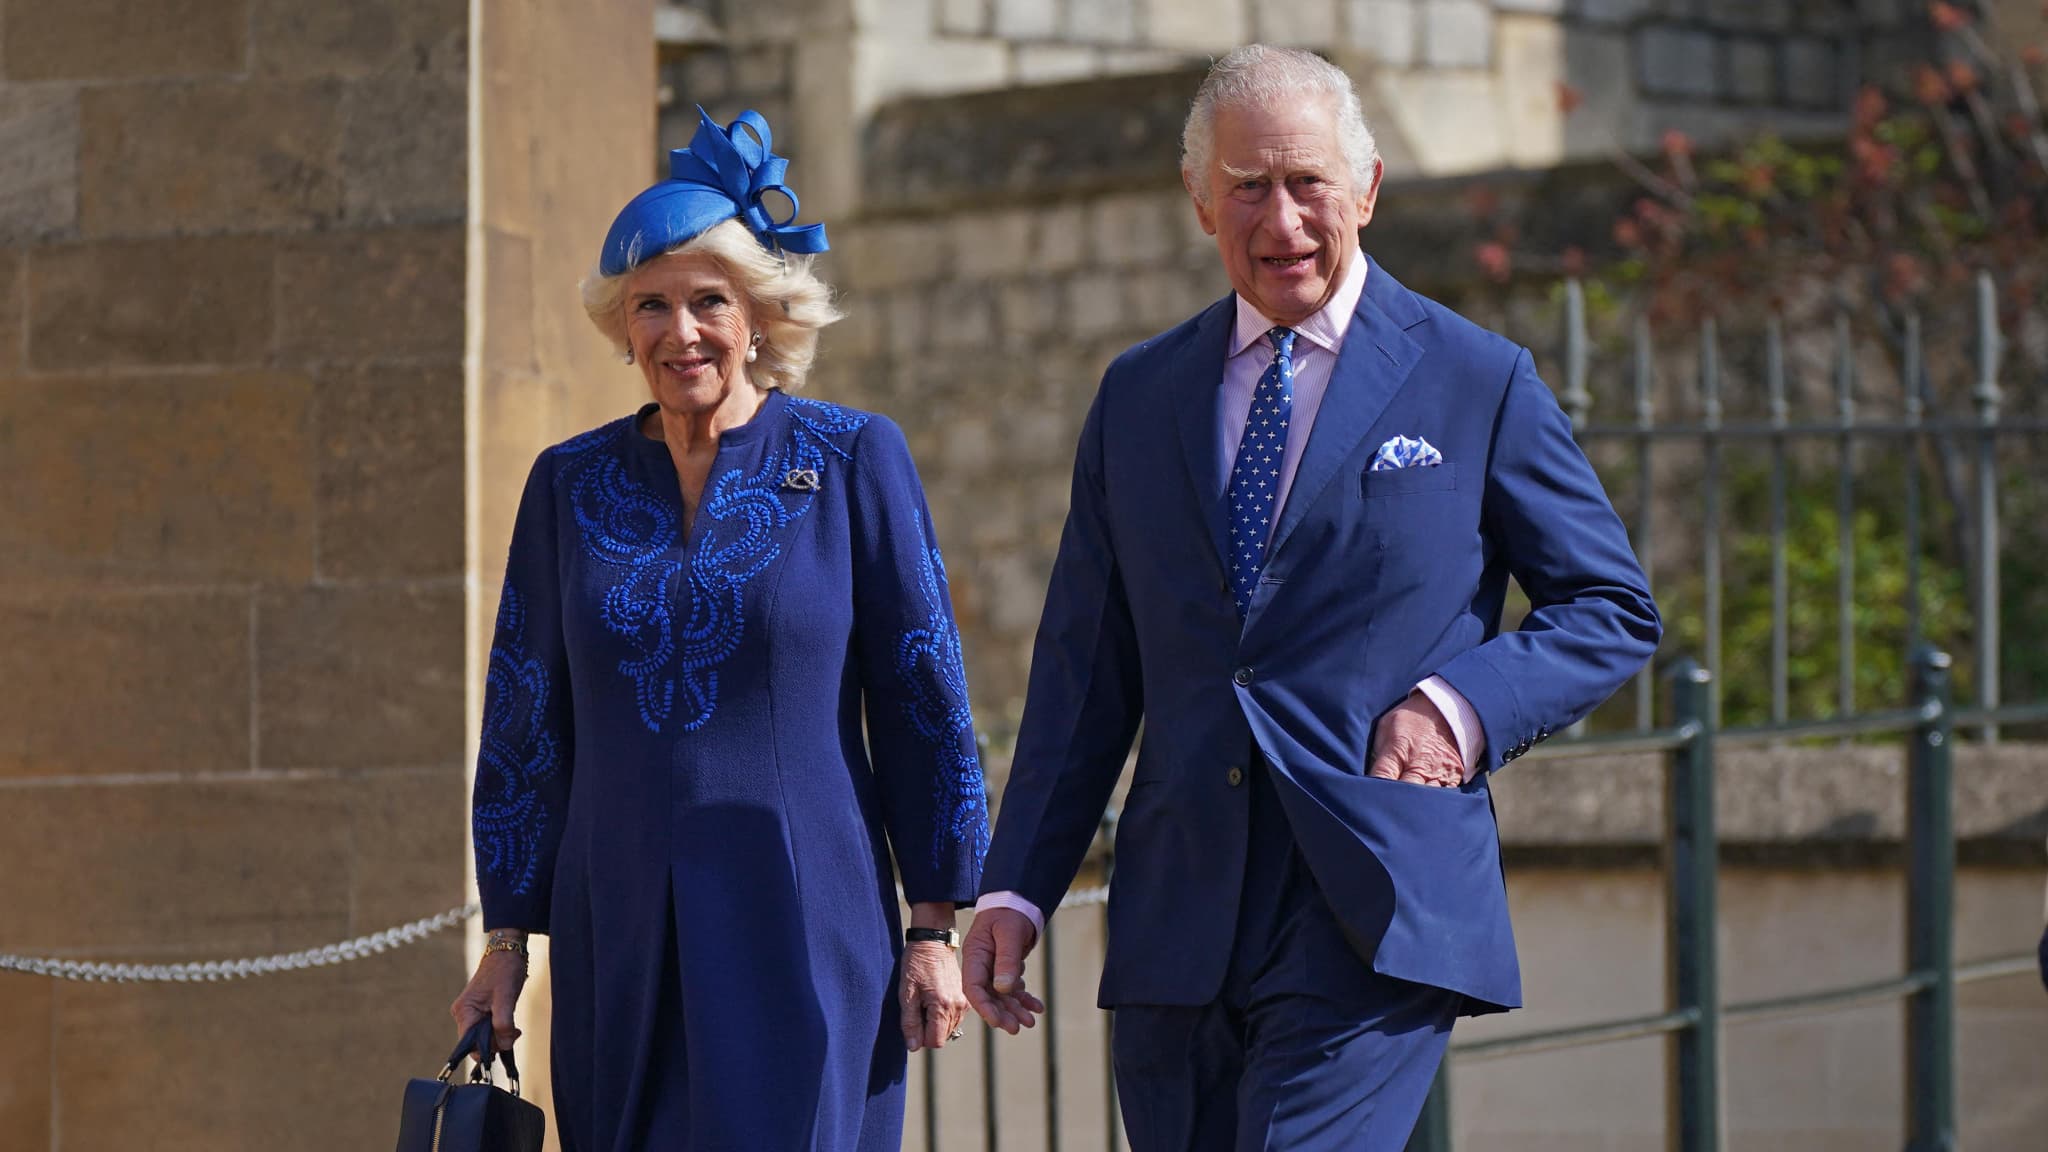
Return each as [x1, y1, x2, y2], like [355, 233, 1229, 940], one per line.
[623, 250, 757, 414]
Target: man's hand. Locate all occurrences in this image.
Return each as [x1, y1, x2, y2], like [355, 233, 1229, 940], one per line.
[962, 908, 1046, 1034]
[1367, 691, 1465, 787]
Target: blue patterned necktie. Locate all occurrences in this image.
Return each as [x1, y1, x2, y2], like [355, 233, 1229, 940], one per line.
[1226, 327, 1296, 616]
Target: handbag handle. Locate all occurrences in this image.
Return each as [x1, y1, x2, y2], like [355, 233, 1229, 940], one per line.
[439, 1016, 524, 1097]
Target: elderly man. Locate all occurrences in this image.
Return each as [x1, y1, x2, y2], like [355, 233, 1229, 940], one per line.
[962, 45, 1661, 1149]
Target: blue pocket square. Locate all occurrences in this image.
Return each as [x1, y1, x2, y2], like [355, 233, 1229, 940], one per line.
[1370, 435, 1443, 471]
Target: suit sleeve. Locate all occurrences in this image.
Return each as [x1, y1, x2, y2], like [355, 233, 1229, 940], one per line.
[473, 453, 576, 933]
[849, 416, 990, 906]
[978, 384, 1144, 919]
[1433, 349, 1662, 772]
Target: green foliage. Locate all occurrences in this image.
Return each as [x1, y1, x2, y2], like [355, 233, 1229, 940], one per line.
[1656, 461, 1971, 728]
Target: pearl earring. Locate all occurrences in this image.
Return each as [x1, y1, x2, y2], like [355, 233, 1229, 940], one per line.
[745, 332, 762, 364]
[623, 347, 635, 365]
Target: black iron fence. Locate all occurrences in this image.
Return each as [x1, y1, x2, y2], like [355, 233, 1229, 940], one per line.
[1554, 272, 2041, 739]
[1408, 649, 2048, 1152]
[908, 277, 2047, 1151]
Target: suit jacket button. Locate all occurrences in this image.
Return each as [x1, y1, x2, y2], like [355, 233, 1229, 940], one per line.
[1233, 667, 1254, 687]
[1226, 766, 1245, 787]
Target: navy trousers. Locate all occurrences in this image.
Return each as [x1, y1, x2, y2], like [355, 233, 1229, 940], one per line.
[1111, 755, 1459, 1152]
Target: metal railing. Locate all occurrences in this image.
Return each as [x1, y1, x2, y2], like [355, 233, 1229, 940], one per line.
[1405, 646, 2041, 1152]
[917, 647, 2038, 1152]
[1554, 273, 2028, 739]
[911, 280, 2044, 1150]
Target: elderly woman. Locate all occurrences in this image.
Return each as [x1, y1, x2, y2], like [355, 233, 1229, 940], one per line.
[450, 109, 990, 1151]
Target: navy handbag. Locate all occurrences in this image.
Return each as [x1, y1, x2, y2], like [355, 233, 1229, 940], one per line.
[395, 1017, 545, 1152]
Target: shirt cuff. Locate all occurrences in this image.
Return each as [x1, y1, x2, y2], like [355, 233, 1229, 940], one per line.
[1415, 675, 1487, 783]
[973, 891, 1045, 943]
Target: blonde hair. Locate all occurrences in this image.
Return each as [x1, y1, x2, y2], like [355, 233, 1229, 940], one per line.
[1181, 45, 1379, 205]
[580, 219, 842, 392]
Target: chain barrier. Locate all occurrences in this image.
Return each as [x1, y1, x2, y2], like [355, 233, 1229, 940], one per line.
[0, 902, 480, 984]
[0, 883, 1110, 985]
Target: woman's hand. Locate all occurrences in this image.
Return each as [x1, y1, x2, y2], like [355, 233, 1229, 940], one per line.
[450, 939, 528, 1052]
[899, 905, 971, 1053]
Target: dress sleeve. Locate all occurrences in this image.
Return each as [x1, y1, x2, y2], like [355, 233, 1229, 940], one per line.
[848, 416, 990, 905]
[472, 453, 576, 933]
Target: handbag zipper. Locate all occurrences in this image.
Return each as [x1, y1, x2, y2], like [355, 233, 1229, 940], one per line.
[430, 1082, 454, 1152]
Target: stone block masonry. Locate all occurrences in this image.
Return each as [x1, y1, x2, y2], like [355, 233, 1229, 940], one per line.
[647, 0, 1914, 189]
[0, 0, 655, 1147]
[819, 76, 1235, 712]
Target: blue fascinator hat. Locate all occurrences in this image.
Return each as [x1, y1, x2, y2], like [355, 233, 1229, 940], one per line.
[598, 107, 828, 276]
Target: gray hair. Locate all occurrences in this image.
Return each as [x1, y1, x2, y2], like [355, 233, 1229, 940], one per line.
[1180, 45, 1379, 204]
[580, 219, 842, 392]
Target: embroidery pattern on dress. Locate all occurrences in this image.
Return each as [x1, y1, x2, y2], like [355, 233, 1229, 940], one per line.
[555, 401, 868, 732]
[474, 583, 564, 896]
[893, 513, 991, 870]
[554, 420, 686, 731]
[670, 397, 867, 729]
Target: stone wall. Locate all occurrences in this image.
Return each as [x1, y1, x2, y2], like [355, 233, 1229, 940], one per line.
[657, 0, 1923, 201]
[651, 0, 1940, 719]
[812, 179, 1228, 717]
[0, 1, 469, 1147]
[472, 3, 657, 1146]
[0, 1, 656, 1148]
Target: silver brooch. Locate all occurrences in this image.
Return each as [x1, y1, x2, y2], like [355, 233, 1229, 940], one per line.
[782, 468, 821, 493]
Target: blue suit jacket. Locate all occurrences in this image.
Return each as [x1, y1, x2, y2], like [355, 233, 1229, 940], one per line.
[980, 258, 1660, 1015]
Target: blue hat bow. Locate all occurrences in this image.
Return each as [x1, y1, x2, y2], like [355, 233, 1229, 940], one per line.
[599, 108, 828, 276]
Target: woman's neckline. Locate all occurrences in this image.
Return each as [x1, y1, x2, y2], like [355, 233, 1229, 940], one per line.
[630, 387, 787, 453]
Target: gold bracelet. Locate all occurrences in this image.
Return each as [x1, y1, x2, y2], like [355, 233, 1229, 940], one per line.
[483, 933, 529, 961]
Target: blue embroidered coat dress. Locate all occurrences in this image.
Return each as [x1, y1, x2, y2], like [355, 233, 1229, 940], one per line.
[472, 390, 989, 1152]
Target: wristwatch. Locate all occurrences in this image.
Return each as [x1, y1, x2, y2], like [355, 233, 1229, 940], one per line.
[905, 927, 961, 949]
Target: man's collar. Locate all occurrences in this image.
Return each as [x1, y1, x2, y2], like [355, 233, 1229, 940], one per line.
[1229, 248, 1369, 358]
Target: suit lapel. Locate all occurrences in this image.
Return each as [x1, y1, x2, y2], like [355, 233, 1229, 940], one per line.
[1267, 257, 1427, 560]
[1172, 298, 1239, 577]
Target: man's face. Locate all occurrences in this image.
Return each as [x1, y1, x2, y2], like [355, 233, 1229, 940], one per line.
[1188, 94, 1381, 327]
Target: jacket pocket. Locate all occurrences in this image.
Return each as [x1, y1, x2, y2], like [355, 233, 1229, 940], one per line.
[1361, 462, 1458, 498]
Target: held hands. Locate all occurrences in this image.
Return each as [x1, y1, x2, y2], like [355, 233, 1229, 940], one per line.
[898, 938, 972, 1053]
[450, 935, 528, 1052]
[962, 908, 1046, 1034]
[1367, 691, 1465, 788]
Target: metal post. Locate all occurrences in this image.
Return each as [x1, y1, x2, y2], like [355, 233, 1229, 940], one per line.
[1972, 273, 2001, 742]
[1834, 310, 1857, 721]
[1699, 322, 1723, 728]
[1906, 646, 1956, 1151]
[985, 1000, 1001, 1152]
[1408, 1065, 1453, 1151]
[1563, 279, 1591, 739]
[1634, 317, 1657, 731]
[1042, 920, 1060, 1152]
[1563, 279, 1592, 431]
[1106, 1014, 1122, 1152]
[1666, 660, 1719, 1152]
[1903, 312, 1925, 655]
[1102, 811, 1123, 1152]
[1765, 317, 1789, 726]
